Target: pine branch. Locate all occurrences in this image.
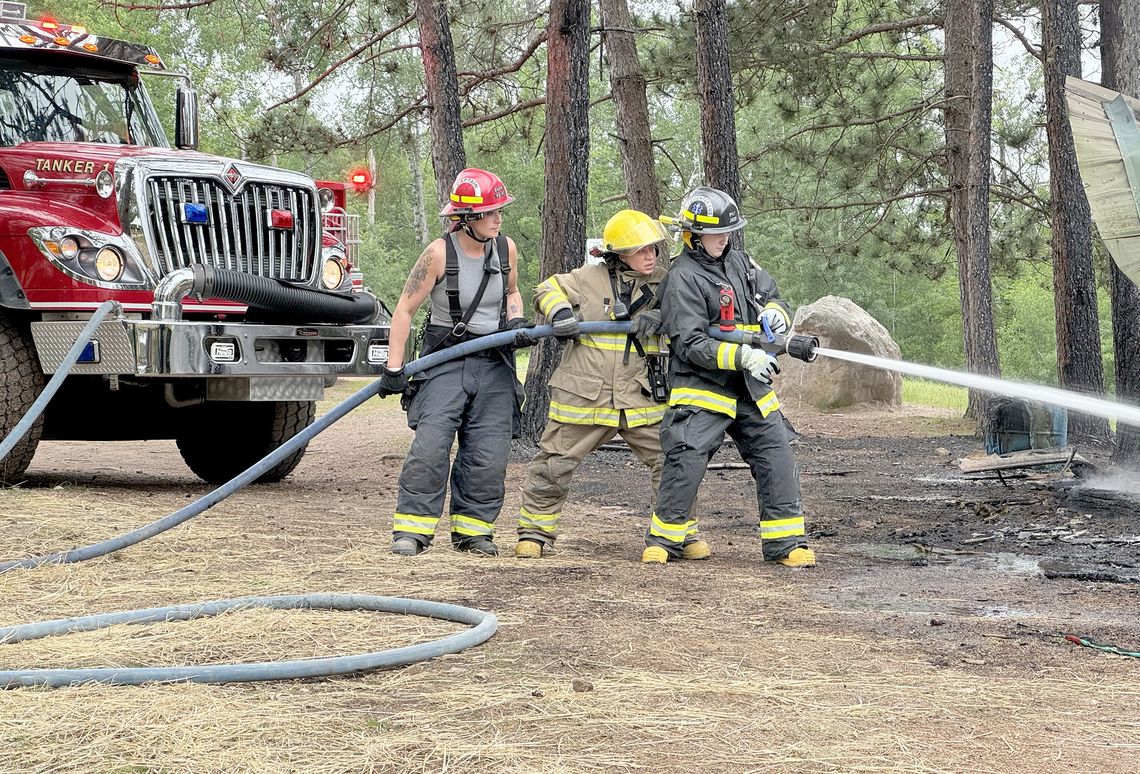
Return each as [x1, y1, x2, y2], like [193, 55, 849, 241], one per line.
[266, 13, 415, 112]
[334, 97, 428, 147]
[994, 15, 1042, 61]
[832, 51, 943, 61]
[457, 31, 549, 94]
[812, 15, 943, 56]
[743, 98, 948, 168]
[992, 185, 1049, 215]
[105, 0, 218, 9]
[759, 188, 951, 214]
[463, 97, 545, 128]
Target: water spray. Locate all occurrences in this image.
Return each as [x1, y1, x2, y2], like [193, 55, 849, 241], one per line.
[814, 347, 1140, 430]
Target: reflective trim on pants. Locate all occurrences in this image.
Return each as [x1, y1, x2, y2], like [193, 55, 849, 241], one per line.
[760, 515, 805, 540]
[393, 512, 438, 537]
[648, 512, 697, 546]
[452, 513, 495, 538]
[519, 507, 560, 535]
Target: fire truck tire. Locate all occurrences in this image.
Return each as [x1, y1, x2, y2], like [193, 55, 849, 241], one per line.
[0, 314, 45, 484]
[176, 400, 316, 484]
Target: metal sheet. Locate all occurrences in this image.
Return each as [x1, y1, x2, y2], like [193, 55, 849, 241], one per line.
[1065, 76, 1140, 286]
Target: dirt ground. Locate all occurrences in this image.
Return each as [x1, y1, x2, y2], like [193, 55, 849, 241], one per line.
[1, 381, 1138, 773]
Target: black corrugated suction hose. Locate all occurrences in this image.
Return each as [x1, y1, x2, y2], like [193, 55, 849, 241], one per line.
[191, 265, 380, 325]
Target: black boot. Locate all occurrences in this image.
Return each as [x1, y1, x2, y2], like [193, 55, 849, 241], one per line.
[453, 534, 499, 556]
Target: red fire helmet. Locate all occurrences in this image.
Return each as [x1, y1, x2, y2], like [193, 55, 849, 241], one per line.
[439, 168, 514, 217]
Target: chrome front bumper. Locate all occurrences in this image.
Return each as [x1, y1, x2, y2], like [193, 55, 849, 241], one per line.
[30, 317, 391, 377]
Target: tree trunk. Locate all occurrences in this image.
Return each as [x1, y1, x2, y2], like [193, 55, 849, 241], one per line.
[367, 146, 377, 224]
[694, 0, 740, 206]
[415, 0, 466, 229]
[1101, 0, 1140, 465]
[405, 125, 430, 245]
[944, 0, 1001, 434]
[521, 0, 591, 443]
[1043, 0, 1109, 444]
[600, 0, 659, 215]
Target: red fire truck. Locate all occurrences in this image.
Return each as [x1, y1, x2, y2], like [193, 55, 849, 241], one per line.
[0, 4, 391, 484]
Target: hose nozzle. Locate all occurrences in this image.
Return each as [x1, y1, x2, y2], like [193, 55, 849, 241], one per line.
[784, 334, 818, 363]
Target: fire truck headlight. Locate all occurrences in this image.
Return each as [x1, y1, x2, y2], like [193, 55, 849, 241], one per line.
[94, 247, 124, 282]
[318, 187, 335, 212]
[59, 236, 81, 260]
[321, 257, 345, 290]
[94, 170, 114, 199]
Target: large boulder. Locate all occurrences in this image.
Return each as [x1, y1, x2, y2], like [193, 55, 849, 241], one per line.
[775, 295, 902, 408]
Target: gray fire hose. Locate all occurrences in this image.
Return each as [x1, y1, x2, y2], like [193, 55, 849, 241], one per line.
[0, 321, 627, 688]
[0, 318, 814, 688]
[0, 595, 496, 688]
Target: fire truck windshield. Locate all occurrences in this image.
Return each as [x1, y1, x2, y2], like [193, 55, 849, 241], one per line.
[0, 55, 168, 148]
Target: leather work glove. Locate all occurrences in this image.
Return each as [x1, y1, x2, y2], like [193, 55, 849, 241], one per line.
[504, 317, 539, 348]
[759, 307, 789, 335]
[739, 345, 780, 384]
[629, 308, 663, 340]
[551, 308, 581, 339]
[377, 366, 408, 397]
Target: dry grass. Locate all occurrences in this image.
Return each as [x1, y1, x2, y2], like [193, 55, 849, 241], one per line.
[1, 401, 1138, 773]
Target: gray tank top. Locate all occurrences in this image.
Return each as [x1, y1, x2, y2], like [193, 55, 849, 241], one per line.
[429, 232, 505, 334]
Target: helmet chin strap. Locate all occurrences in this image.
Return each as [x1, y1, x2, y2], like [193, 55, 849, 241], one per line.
[462, 216, 492, 243]
[691, 233, 726, 260]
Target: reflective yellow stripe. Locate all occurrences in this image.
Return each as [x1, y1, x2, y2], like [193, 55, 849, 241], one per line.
[393, 513, 438, 536]
[451, 513, 495, 537]
[533, 284, 570, 316]
[760, 516, 805, 540]
[623, 405, 667, 427]
[683, 209, 720, 225]
[452, 193, 484, 204]
[756, 390, 781, 418]
[577, 333, 663, 354]
[716, 342, 739, 370]
[549, 401, 622, 427]
[519, 507, 559, 533]
[668, 387, 737, 418]
[762, 302, 790, 327]
[649, 512, 696, 544]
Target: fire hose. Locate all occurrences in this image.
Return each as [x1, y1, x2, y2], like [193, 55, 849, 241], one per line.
[0, 319, 816, 687]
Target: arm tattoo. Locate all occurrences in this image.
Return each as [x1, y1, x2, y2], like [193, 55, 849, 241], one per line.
[402, 248, 433, 297]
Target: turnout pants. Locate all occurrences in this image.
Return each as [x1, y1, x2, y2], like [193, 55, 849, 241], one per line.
[648, 400, 808, 561]
[392, 353, 516, 547]
[518, 414, 663, 546]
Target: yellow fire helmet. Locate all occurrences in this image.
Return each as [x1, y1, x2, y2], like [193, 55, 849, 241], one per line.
[601, 209, 671, 254]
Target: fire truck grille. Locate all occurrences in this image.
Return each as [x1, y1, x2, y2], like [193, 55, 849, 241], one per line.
[144, 177, 317, 282]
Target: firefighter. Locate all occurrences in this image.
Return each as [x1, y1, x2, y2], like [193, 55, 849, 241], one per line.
[377, 168, 530, 557]
[514, 209, 672, 558]
[642, 187, 816, 567]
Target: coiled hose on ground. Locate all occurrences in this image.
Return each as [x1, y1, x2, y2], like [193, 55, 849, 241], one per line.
[0, 321, 636, 688]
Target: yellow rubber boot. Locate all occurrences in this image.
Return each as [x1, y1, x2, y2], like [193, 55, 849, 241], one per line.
[776, 547, 816, 568]
[681, 540, 711, 560]
[514, 540, 544, 559]
[641, 546, 669, 564]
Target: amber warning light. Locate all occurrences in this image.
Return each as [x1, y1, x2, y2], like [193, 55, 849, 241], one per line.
[348, 168, 373, 194]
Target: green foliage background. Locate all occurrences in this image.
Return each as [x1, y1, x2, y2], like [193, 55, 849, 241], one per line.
[20, 0, 1116, 386]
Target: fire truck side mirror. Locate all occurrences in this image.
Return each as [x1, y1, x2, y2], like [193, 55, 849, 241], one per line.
[175, 86, 200, 151]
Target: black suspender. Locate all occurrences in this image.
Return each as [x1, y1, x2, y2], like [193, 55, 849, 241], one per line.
[442, 233, 511, 338]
